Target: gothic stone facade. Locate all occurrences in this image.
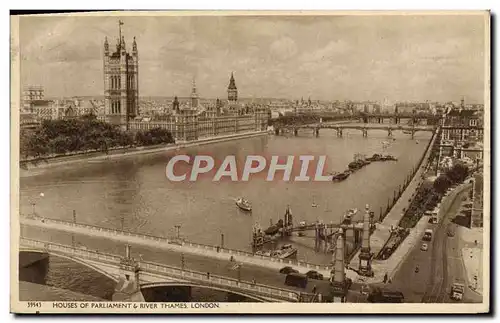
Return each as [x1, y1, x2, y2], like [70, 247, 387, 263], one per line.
[103, 34, 139, 128]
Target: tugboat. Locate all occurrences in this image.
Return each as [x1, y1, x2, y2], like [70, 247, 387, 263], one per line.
[332, 170, 351, 181]
[236, 197, 252, 212]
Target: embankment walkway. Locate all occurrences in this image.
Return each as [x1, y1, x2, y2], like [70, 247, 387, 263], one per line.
[357, 181, 472, 284]
[349, 128, 439, 281]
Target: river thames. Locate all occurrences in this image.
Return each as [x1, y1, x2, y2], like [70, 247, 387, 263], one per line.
[19, 124, 432, 300]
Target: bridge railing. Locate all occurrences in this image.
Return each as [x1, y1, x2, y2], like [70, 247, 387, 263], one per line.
[22, 215, 332, 272]
[20, 238, 122, 265]
[20, 238, 301, 302]
[140, 261, 300, 302]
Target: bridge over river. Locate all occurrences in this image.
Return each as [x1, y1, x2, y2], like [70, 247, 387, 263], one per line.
[20, 238, 310, 302]
[275, 123, 436, 139]
[21, 215, 353, 279]
[20, 215, 366, 302]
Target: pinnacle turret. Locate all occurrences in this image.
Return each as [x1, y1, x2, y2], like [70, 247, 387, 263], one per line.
[104, 37, 109, 54]
[228, 72, 237, 90]
[132, 36, 137, 53]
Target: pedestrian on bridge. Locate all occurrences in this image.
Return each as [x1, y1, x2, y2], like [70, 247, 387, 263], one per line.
[206, 272, 210, 280]
[383, 272, 388, 284]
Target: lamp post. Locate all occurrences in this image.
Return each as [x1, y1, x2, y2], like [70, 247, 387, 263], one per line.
[31, 192, 45, 216]
[237, 263, 242, 283]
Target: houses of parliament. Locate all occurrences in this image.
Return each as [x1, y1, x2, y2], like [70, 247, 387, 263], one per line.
[103, 23, 269, 142]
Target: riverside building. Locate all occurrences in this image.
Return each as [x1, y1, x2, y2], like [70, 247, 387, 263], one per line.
[127, 73, 269, 143]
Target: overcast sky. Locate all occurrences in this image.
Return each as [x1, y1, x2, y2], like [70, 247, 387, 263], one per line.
[19, 13, 487, 103]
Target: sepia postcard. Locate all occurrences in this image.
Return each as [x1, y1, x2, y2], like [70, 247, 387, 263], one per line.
[10, 10, 490, 314]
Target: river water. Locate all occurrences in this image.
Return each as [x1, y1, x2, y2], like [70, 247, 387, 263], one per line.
[19, 123, 431, 300]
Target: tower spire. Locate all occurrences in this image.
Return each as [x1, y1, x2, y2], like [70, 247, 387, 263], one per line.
[227, 72, 238, 103]
[104, 36, 109, 54]
[191, 78, 199, 108]
[119, 20, 124, 42]
[192, 77, 197, 95]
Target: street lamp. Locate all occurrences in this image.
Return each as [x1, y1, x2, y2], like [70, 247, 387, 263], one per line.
[237, 263, 242, 283]
[31, 192, 45, 216]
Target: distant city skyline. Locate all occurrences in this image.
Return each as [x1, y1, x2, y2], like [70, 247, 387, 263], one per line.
[19, 14, 487, 103]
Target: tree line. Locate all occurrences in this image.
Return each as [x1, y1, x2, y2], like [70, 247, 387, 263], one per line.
[20, 115, 175, 160]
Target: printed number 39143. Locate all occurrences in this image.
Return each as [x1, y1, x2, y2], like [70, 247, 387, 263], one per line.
[27, 302, 41, 308]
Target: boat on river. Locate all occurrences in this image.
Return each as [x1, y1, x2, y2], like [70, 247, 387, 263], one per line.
[264, 219, 283, 235]
[332, 170, 351, 181]
[380, 154, 398, 161]
[256, 244, 298, 259]
[236, 197, 252, 212]
[311, 196, 318, 208]
[348, 159, 370, 171]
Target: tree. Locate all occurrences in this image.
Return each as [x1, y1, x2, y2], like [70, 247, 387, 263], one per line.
[433, 175, 452, 194]
[446, 163, 469, 183]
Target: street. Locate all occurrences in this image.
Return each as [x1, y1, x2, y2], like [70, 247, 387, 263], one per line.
[388, 186, 482, 303]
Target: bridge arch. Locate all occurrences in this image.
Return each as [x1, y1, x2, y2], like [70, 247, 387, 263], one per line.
[19, 248, 119, 283]
[140, 282, 272, 302]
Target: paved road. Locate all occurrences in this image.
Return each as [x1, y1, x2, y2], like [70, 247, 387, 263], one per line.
[388, 187, 481, 303]
[21, 225, 357, 300]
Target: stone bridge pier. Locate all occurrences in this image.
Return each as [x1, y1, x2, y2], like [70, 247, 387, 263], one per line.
[19, 251, 50, 285]
[112, 244, 145, 302]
